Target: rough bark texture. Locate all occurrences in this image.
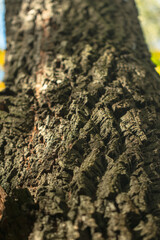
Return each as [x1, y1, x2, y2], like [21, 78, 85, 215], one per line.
[0, 0, 160, 239]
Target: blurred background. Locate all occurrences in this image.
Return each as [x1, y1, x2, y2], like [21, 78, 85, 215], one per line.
[0, 0, 6, 90]
[135, 0, 160, 74]
[0, 0, 160, 88]
[135, 0, 160, 50]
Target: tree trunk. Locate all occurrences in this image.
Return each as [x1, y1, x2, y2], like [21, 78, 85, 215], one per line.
[0, 0, 160, 239]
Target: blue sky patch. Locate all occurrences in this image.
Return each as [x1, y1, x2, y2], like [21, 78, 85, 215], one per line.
[0, 0, 6, 50]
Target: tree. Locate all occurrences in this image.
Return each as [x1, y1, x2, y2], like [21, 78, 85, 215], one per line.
[0, 0, 160, 239]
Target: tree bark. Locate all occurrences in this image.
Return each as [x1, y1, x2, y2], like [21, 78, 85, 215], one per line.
[0, 0, 160, 239]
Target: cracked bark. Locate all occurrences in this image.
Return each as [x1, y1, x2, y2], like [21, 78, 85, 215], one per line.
[0, 0, 160, 239]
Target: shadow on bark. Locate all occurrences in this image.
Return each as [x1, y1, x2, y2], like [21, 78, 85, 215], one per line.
[0, 188, 37, 240]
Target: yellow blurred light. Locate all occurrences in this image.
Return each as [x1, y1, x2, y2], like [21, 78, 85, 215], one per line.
[0, 82, 6, 92]
[0, 50, 5, 66]
[151, 51, 160, 75]
[151, 51, 160, 62]
[155, 66, 160, 75]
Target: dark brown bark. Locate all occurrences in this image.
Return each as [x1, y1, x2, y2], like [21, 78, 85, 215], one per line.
[0, 0, 160, 239]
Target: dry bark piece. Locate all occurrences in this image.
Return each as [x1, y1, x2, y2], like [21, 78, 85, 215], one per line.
[0, 186, 7, 220]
